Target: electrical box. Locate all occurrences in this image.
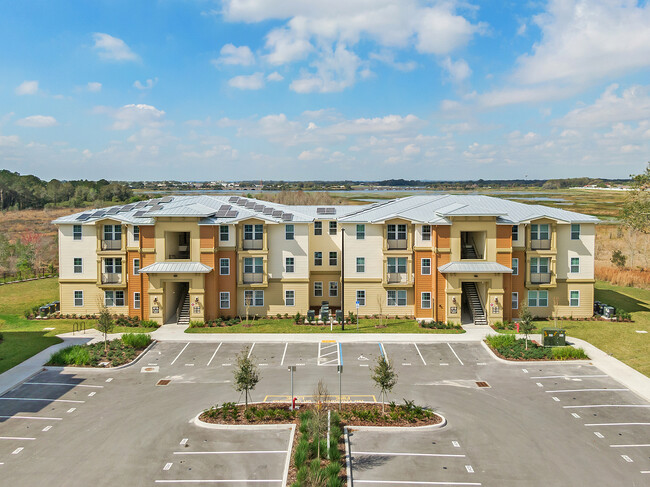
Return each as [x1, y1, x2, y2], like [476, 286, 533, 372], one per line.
[603, 306, 615, 319]
[542, 328, 566, 347]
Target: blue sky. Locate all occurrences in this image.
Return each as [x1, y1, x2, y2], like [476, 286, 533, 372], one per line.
[1, 0, 649, 181]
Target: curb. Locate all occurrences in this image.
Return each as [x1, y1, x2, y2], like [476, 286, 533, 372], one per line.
[344, 426, 352, 487]
[44, 339, 158, 373]
[479, 339, 593, 366]
[0, 367, 46, 396]
[192, 410, 297, 430]
[344, 412, 447, 432]
[282, 424, 296, 487]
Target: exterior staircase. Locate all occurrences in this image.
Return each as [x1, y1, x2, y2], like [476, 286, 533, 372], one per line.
[463, 282, 487, 325]
[462, 242, 478, 259]
[177, 293, 190, 325]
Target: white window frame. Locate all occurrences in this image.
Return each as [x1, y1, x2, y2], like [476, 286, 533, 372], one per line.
[422, 225, 431, 241]
[387, 224, 407, 240]
[387, 257, 407, 273]
[244, 289, 264, 307]
[329, 281, 338, 297]
[512, 292, 518, 310]
[74, 290, 83, 307]
[356, 290, 366, 306]
[103, 224, 121, 241]
[105, 290, 125, 307]
[134, 292, 141, 310]
[421, 258, 431, 275]
[528, 290, 548, 307]
[531, 224, 549, 241]
[387, 289, 407, 306]
[530, 257, 549, 274]
[285, 224, 294, 240]
[356, 224, 365, 240]
[421, 292, 431, 309]
[570, 257, 580, 273]
[133, 258, 140, 275]
[220, 225, 229, 242]
[73, 257, 83, 274]
[571, 224, 580, 240]
[512, 225, 519, 241]
[512, 258, 518, 276]
[329, 221, 337, 236]
[314, 221, 322, 236]
[314, 281, 323, 297]
[314, 252, 322, 266]
[284, 257, 295, 273]
[104, 257, 122, 274]
[244, 224, 263, 241]
[220, 292, 230, 309]
[570, 290, 580, 307]
[73, 224, 82, 240]
[133, 225, 140, 242]
[356, 257, 365, 273]
[243, 257, 263, 274]
[329, 251, 337, 266]
[220, 258, 230, 275]
[285, 290, 295, 306]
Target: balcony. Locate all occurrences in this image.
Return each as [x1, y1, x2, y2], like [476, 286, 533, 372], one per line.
[387, 239, 407, 250]
[531, 239, 551, 250]
[168, 245, 190, 260]
[102, 273, 122, 284]
[530, 272, 551, 284]
[243, 272, 264, 284]
[387, 272, 408, 284]
[243, 239, 263, 250]
[101, 240, 122, 251]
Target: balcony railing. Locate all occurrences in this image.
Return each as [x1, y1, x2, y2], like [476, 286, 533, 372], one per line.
[168, 252, 190, 260]
[531, 239, 551, 250]
[387, 272, 408, 284]
[102, 273, 122, 284]
[243, 239, 263, 250]
[387, 239, 407, 250]
[101, 240, 122, 251]
[530, 272, 551, 284]
[243, 272, 264, 284]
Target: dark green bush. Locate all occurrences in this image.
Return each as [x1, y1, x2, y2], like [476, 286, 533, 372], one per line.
[121, 333, 152, 348]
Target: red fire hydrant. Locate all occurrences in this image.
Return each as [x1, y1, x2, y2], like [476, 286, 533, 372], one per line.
[516, 322, 520, 333]
[292, 397, 297, 410]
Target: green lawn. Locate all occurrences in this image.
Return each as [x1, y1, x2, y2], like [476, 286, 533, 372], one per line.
[186, 318, 464, 334]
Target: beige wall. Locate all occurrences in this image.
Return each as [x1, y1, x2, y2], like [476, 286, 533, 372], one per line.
[556, 223, 595, 280]
[154, 218, 201, 262]
[59, 282, 128, 315]
[146, 273, 205, 324]
[526, 281, 594, 319]
[309, 220, 341, 273]
[59, 224, 98, 280]
[268, 223, 309, 279]
[236, 280, 309, 316]
[341, 223, 383, 280]
[448, 217, 498, 261]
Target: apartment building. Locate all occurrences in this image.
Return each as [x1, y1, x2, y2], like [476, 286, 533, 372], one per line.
[54, 194, 598, 325]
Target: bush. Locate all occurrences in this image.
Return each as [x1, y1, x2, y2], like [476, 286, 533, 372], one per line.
[121, 333, 152, 349]
[139, 320, 160, 328]
[189, 320, 204, 328]
[552, 346, 589, 360]
[49, 345, 92, 366]
[611, 249, 627, 269]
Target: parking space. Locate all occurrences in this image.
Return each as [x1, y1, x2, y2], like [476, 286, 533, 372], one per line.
[414, 343, 465, 367]
[248, 343, 287, 367]
[153, 426, 293, 485]
[280, 342, 319, 367]
[340, 343, 382, 369]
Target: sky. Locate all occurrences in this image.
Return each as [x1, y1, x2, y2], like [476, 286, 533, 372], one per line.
[1, 0, 649, 182]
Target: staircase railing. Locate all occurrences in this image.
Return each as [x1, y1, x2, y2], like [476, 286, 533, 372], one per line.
[176, 292, 188, 323]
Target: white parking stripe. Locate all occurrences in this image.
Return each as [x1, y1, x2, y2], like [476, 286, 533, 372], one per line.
[88, 392, 96, 397]
[353, 482, 481, 486]
[621, 455, 633, 462]
[163, 463, 173, 471]
[155, 481, 283, 484]
[0, 398, 84, 403]
[545, 389, 628, 393]
[379, 343, 389, 366]
[594, 432, 604, 438]
[24, 382, 103, 388]
[0, 437, 35, 441]
[571, 413, 581, 418]
[173, 450, 287, 455]
[584, 423, 650, 426]
[281, 343, 288, 366]
[180, 438, 188, 445]
[12, 448, 23, 455]
[447, 343, 463, 366]
[465, 465, 474, 473]
[42, 426, 52, 432]
[105, 378, 113, 382]
[563, 405, 650, 409]
[536, 383, 544, 387]
[610, 444, 650, 448]
[171, 343, 190, 365]
[531, 375, 606, 379]
[414, 343, 426, 366]
[552, 397, 560, 402]
[353, 452, 465, 458]
[247, 343, 256, 358]
[0, 416, 62, 421]
[207, 343, 222, 366]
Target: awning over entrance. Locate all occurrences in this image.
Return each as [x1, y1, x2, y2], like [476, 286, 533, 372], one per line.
[138, 262, 213, 274]
[438, 262, 512, 274]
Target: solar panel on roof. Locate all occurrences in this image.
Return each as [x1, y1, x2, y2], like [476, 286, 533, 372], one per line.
[228, 196, 240, 203]
[245, 201, 256, 209]
[272, 210, 283, 217]
[263, 208, 274, 215]
[91, 210, 106, 217]
[118, 205, 133, 212]
[76, 214, 91, 221]
[134, 211, 148, 217]
[254, 204, 265, 211]
[148, 204, 162, 211]
[146, 198, 161, 207]
[215, 210, 228, 217]
[106, 208, 120, 215]
[219, 205, 232, 211]
[135, 201, 147, 208]
[160, 196, 173, 203]
[282, 213, 293, 221]
[225, 210, 239, 218]
[317, 207, 335, 215]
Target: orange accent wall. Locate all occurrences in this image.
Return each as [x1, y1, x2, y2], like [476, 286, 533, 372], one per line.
[200, 226, 218, 321]
[496, 225, 512, 248]
[436, 253, 450, 322]
[414, 250, 434, 318]
[140, 225, 155, 248]
[217, 249, 237, 318]
[127, 250, 141, 317]
[510, 250, 526, 319]
[497, 251, 512, 321]
[435, 225, 450, 248]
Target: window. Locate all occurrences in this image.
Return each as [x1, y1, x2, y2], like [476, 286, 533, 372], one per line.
[244, 290, 264, 307]
[356, 224, 365, 240]
[528, 290, 548, 307]
[422, 225, 431, 241]
[329, 221, 337, 235]
[220, 225, 229, 242]
[387, 257, 407, 273]
[244, 257, 263, 273]
[387, 290, 407, 306]
[244, 224, 263, 240]
[314, 252, 322, 266]
[329, 251, 337, 266]
[103, 224, 121, 241]
[220, 292, 230, 309]
[73, 258, 83, 274]
[421, 258, 431, 275]
[220, 258, 230, 275]
[133, 225, 140, 242]
[570, 257, 580, 273]
[387, 224, 407, 240]
[512, 258, 518, 276]
[530, 257, 550, 274]
[329, 281, 338, 297]
[356, 290, 365, 306]
[571, 224, 580, 240]
[421, 292, 431, 309]
[74, 290, 83, 307]
[285, 290, 295, 306]
[134, 292, 141, 310]
[356, 257, 365, 273]
[285, 224, 294, 240]
[133, 258, 140, 275]
[104, 258, 122, 274]
[531, 224, 549, 240]
[285, 257, 294, 273]
[314, 221, 322, 236]
[512, 292, 518, 310]
[105, 290, 124, 307]
[570, 290, 580, 307]
[314, 282, 323, 297]
[512, 225, 519, 241]
[73, 224, 82, 240]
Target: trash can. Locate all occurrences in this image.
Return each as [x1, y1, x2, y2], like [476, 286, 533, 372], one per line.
[603, 306, 615, 319]
[307, 310, 315, 321]
[542, 328, 566, 347]
[53, 301, 60, 312]
[39, 306, 49, 317]
[593, 301, 603, 315]
[47, 303, 56, 314]
[320, 308, 329, 321]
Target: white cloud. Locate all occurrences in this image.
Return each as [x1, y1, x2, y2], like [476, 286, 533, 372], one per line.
[440, 57, 471, 83]
[415, 5, 485, 55]
[267, 71, 284, 82]
[0, 135, 20, 146]
[228, 72, 265, 90]
[403, 143, 421, 156]
[134, 78, 158, 90]
[514, 0, 650, 85]
[15, 80, 38, 96]
[290, 44, 360, 93]
[92, 33, 139, 62]
[16, 115, 58, 127]
[87, 82, 102, 92]
[369, 51, 417, 72]
[265, 27, 313, 65]
[215, 44, 255, 66]
[96, 104, 166, 130]
[298, 147, 328, 161]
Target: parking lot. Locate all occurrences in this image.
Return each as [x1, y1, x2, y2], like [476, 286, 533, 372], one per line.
[0, 340, 647, 486]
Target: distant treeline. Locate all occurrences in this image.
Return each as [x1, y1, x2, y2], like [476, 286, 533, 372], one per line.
[0, 170, 140, 210]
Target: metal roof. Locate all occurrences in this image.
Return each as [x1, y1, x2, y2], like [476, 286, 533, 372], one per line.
[138, 262, 213, 274]
[438, 262, 513, 274]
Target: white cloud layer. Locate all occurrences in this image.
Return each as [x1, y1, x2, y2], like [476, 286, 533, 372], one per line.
[92, 33, 139, 62]
[216, 44, 255, 66]
[95, 104, 166, 130]
[15, 81, 38, 95]
[87, 82, 102, 92]
[134, 78, 158, 90]
[228, 72, 265, 90]
[16, 115, 58, 127]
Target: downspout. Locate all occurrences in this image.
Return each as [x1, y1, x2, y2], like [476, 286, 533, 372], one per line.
[433, 226, 438, 322]
[139, 227, 144, 320]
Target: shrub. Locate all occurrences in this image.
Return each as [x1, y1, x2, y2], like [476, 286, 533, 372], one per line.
[294, 439, 309, 468]
[189, 320, 205, 328]
[611, 249, 627, 269]
[121, 333, 152, 349]
[49, 345, 91, 366]
[140, 320, 160, 328]
[552, 347, 589, 360]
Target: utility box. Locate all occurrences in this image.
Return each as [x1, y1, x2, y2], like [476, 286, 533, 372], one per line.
[335, 310, 344, 323]
[594, 301, 603, 315]
[603, 306, 615, 319]
[542, 328, 566, 347]
[307, 310, 315, 321]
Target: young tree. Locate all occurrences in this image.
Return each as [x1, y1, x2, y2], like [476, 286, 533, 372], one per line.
[621, 163, 650, 235]
[519, 304, 535, 350]
[371, 355, 397, 414]
[309, 379, 330, 460]
[96, 306, 114, 355]
[233, 347, 260, 410]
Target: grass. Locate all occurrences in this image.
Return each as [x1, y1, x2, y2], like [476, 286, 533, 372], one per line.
[186, 318, 465, 334]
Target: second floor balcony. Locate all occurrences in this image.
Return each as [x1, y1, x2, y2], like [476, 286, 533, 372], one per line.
[243, 239, 263, 250]
[243, 272, 264, 284]
[387, 272, 409, 284]
[387, 239, 407, 250]
[531, 239, 551, 250]
[101, 239, 122, 251]
[530, 272, 552, 284]
[101, 272, 122, 284]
